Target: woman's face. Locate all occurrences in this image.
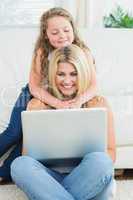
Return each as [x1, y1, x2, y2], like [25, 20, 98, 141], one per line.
[55, 62, 78, 98]
[46, 16, 74, 49]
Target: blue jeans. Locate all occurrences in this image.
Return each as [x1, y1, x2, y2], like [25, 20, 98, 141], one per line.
[0, 84, 32, 180]
[11, 152, 115, 200]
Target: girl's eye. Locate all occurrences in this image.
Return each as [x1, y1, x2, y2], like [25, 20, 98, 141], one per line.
[64, 29, 69, 32]
[51, 32, 58, 35]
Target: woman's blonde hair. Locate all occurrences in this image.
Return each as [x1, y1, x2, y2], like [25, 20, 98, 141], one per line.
[32, 7, 90, 77]
[48, 44, 93, 100]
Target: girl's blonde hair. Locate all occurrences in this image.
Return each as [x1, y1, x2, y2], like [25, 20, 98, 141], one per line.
[33, 7, 90, 77]
[48, 44, 92, 100]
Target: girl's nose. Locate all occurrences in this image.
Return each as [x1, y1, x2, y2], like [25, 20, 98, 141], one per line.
[59, 31, 65, 38]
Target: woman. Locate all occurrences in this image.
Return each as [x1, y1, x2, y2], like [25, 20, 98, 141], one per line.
[11, 44, 116, 200]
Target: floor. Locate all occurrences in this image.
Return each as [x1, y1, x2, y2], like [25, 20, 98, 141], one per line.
[1, 181, 133, 200]
[115, 169, 133, 200]
[0, 170, 133, 200]
[116, 180, 133, 200]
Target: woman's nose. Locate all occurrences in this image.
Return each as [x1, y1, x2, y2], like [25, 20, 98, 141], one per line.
[64, 76, 71, 84]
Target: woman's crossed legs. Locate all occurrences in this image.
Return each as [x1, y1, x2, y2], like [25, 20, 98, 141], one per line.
[11, 152, 114, 200]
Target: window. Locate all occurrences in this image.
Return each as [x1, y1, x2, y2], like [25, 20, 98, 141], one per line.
[0, 0, 55, 26]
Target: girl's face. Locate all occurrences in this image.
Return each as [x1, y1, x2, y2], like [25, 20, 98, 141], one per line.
[55, 62, 78, 98]
[46, 16, 74, 49]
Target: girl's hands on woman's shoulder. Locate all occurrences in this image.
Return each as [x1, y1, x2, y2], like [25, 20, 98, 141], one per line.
[66, 96, 83, 108]
[54, 98, 82, 109]
[54, 99, 71, 109]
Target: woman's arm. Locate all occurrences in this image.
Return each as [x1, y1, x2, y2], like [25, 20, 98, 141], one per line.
[22, 98, 50, 155]
[29, 49, 70, 109]
[22, 148, 27, 155]
[106, 102, 116, 162]
[87, 96, 116, 162]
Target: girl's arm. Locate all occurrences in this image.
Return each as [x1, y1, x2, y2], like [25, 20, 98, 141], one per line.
[29, 49, 69, 109]
[77, 65, 98, 103]
[83, 48, 98, 100]
[68, 49, 98, 108]
[79, 48, 98, 104]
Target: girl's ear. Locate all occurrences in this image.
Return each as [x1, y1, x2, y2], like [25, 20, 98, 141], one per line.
[45, 35, 49, 41]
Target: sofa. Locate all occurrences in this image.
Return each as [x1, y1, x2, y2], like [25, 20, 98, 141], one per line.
[83, 28, 133, 169]
[0, 27, 133, 171]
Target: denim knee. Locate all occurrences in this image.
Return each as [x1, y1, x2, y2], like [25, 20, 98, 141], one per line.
[11, 156, 37, 181]
[83, 152, 114, 176]
[83, 152, 113, 165]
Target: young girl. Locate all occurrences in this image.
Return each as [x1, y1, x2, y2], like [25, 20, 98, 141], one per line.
[11, 44, 116, 200]
[0, 7, 97, 182]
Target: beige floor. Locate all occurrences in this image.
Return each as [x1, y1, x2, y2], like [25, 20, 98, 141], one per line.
[0, 184, 28, 200]
[116, 180, 133, 200]
[0, 180, 132, 200]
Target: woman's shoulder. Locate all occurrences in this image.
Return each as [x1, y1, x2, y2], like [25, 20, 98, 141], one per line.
[86, 96, 109, 108]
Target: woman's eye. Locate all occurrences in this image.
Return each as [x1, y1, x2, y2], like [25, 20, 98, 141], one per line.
[71, 72, 77, 76]
[57, 73, 65, 76]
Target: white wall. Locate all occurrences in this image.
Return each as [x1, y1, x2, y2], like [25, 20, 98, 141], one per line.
[57, 0, 77, 20]
[79, 28, 133, 95]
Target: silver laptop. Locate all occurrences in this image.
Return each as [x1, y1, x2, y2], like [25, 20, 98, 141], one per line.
[21, 108, 107, 163]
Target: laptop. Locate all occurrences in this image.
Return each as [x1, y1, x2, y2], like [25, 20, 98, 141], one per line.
[21, 108, 107, 165]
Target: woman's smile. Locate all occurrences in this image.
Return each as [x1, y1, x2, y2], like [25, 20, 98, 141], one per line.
[55, 62, 78, 97]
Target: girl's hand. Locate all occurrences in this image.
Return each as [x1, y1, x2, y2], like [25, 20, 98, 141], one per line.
[67, 96, 83, 108]
[54, 99, 71, 109]
[54, 96, 83, 109]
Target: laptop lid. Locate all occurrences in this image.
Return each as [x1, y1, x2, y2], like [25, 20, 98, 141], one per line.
[21, 108, 107, 161]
